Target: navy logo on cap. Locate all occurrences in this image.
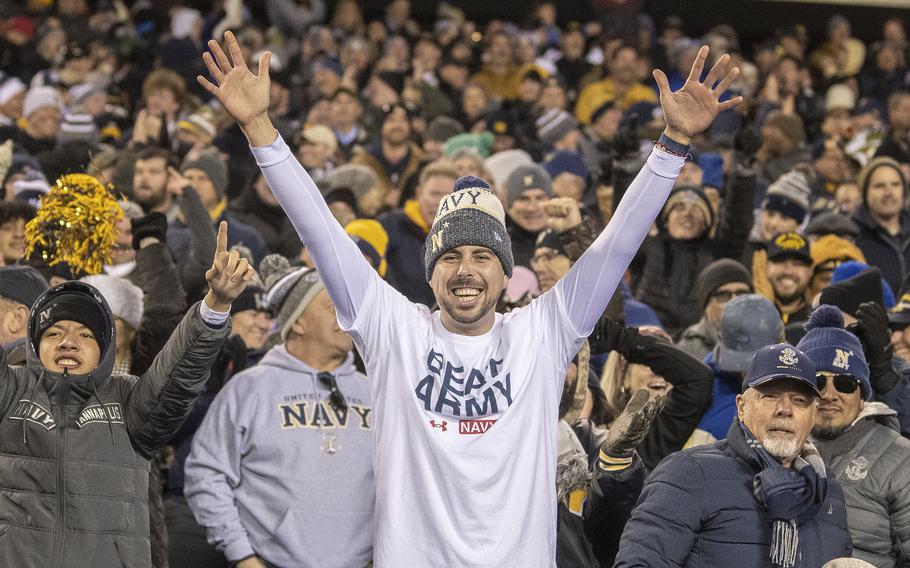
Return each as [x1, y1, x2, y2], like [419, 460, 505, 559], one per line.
[833, 348, 852, 370]
[779, 347, 799, 366]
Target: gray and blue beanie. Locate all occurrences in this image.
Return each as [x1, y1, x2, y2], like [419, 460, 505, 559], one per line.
[424, 175, 513, 281]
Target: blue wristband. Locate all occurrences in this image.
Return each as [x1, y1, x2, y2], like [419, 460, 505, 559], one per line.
[657, 133, 690, 156]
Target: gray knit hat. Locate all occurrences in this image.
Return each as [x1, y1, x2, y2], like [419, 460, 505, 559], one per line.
[765, 167, 813, 223]
[505, 164, 553, 206]
[260, 254, 325, 340]
[182, 154, 228, 199]
[536, 109, 577, 147]
[424, 175, 513, 280]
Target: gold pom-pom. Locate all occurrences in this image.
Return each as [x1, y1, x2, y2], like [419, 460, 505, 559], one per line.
[24, 173, 124, 276]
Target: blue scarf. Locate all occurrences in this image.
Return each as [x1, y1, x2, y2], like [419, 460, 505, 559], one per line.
[739, 422, 829, 568]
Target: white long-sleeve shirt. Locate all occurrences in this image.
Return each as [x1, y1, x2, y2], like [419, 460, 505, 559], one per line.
[252, 133, 683, 567]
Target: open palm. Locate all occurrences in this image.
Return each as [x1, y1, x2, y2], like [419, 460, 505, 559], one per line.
[198, 31, 271, 127]
[653, 46, 743, 142]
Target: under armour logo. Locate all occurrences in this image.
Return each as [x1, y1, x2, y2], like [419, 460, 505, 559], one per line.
[429, 420, 447, 431]
[494, 232, 503, 243]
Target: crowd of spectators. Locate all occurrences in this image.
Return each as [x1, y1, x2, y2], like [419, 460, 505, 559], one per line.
[2, 0, 910, 567]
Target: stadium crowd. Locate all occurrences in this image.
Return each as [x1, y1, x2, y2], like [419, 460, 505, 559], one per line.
[1, 0, 910, 567]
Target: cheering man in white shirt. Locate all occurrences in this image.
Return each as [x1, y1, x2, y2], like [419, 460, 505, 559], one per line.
[198, 33, 742, 568]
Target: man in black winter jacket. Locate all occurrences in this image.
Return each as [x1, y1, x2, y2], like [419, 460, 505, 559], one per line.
[0, 222, 251, 568]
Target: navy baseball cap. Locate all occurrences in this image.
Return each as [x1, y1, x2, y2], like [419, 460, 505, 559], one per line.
[742, 343, 820, 395]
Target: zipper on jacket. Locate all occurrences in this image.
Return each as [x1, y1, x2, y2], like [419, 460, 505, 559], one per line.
[51, 381, 68, 568]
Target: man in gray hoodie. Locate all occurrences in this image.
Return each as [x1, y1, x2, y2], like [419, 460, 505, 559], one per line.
[185, 254, 374, 568]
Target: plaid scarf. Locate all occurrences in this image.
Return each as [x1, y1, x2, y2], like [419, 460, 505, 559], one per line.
[739, 422, 828, 568]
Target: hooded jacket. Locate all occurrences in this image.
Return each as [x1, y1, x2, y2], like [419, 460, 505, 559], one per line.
[852, 206, 910, 295]
[379, 200, 433, 306]
[184, 345, 374, 567]
[0, 281, 229, 568]
[815, 403, 910, 568]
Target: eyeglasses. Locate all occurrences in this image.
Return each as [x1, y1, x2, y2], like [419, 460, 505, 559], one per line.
[317, 372, 348, 412]
[815, 373, 861, 395]
[708, 289, 751, 303]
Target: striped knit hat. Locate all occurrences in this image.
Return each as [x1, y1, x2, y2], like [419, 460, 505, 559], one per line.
[424, 175, 513, 280]
[260, 254, 325, 341]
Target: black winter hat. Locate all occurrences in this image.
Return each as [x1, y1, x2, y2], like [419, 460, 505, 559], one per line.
[0, 265, 49, 309]
[29, 281, 114, 362]
[819, 266, 885, 315]
[694, 258, 753, 309]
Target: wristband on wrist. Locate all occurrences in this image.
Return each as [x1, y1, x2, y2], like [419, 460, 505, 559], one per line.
[655, 133, 690, 158]
[597, 449, 634, 472]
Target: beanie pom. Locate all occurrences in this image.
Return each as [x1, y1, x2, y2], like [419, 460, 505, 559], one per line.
[260, 253, 292, 290]
[805, 304, 844, 332]
[452, 175, 491, 193]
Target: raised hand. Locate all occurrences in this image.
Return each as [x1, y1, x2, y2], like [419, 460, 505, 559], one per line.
[198, 31, 273, 144]
[602, 389, 666, 458]
[544, 197, 583, 233]
[653, 45, 743, 145]
[204, 221, 255, 312]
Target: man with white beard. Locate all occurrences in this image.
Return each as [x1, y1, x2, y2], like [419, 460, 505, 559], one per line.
[616, 343, 851, 568]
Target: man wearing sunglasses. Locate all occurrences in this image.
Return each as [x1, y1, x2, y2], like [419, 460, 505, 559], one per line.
[798, 305, 910, 568]
[185, 257, 374, 568]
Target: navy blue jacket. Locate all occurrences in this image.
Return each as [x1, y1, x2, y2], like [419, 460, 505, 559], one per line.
[615, 421, 852, 568]
[378, 201, 434, 306]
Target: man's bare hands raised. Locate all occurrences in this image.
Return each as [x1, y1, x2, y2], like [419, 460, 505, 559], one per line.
[198, 31, 276, 147]
[654, 45, 743, 145]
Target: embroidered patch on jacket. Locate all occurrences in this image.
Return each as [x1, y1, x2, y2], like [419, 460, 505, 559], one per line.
[9, 399, 56, 430]
[76, 403, 125, 428]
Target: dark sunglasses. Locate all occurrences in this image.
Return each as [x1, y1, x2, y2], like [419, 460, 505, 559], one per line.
[317, 372, 348, 412]
[708, 289, 751, 303]
[815, 373, 860, 395]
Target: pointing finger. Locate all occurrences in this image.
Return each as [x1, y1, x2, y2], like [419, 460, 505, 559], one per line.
[686, 45, 709, 84]
[216, 221, 228, 255]
[702, 53, 729, 89]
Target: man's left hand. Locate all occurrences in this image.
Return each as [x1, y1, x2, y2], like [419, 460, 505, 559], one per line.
[653, 46, 743, 145]
[204, 221, 255, 312]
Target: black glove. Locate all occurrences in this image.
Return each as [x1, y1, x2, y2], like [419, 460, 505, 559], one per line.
[855, 301, 899, 394]
[590, 317, 640, 357]
[733, 121, 761, 167]
[130, 212, 168, 250]
[612, 114, 642, 164]
[601, 389, 667, 458]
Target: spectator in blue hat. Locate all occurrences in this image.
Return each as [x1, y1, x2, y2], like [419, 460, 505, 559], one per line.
[799, 305, 910, 568]
[616, 342, 851, 568]
[689, 293, 784, 446]
[544, 150, 590, 204]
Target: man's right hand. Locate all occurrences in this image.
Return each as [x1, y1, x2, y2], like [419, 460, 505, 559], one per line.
[198, 31, 275, 146]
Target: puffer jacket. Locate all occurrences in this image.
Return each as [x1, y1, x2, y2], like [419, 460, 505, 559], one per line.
[0, 281, 229, 568]
[816, 403, 910, 568]
[615, 420, 852, 568]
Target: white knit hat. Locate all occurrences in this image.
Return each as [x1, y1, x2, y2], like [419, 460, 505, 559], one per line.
[80, 275, 144, 331]
[0, 76, 25, 106]
[23, 86, 62, 118]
